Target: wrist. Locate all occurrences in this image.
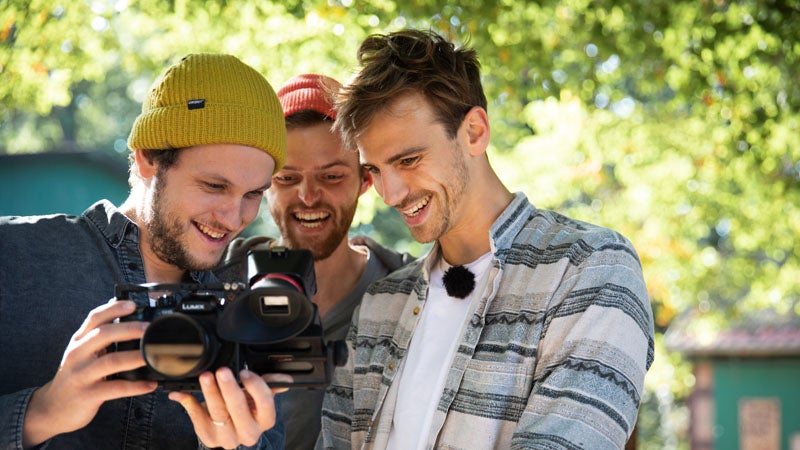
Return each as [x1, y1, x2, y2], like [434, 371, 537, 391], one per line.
[22, 384, 56, 448]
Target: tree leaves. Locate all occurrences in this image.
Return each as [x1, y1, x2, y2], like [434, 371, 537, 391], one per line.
[2, 1, 798, 446]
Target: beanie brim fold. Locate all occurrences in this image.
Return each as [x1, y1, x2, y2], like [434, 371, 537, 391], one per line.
[128, 102, 286, 170]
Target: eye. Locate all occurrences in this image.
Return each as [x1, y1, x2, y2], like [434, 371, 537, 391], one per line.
[323, 173, 345, 182]
[273, 174, 298, 185]
[205, 182, 225, 191]
[362, 164, 379, 174]
[399, 156, 419, 166]
[245, 189, 266, 200]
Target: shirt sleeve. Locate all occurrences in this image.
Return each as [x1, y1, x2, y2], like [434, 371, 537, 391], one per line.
[0, 388, 46, 450]
[318, 306, 360, 449]
[511, 234, 654, 449]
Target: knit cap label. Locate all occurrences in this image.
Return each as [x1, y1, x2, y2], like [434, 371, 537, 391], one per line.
[187, 99, 206, 110]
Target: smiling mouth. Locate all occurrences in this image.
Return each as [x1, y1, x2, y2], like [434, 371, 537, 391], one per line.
[294, 211, 331, 229]
[196, 222, 226, 241]
[399, 196, 430, 217]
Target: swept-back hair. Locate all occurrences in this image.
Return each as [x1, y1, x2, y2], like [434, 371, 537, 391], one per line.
[334, 28, 487, 151]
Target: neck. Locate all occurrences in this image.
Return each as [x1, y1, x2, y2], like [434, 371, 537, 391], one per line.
[119, 197, 187, 285]
[299, 238, 369, 318]
[439, 173, 513, 266]
[141, 254, 187, 284]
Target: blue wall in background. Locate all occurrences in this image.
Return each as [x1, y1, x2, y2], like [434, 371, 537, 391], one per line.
[0, 152, 129, 216]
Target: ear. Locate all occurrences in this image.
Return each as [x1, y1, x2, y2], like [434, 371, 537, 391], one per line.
[358, 169, 373, 196]
[462, 106, 490, 157]
[133, 149, 157, 179]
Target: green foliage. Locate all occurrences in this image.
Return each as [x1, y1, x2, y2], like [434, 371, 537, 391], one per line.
[2, 1, 798, 446]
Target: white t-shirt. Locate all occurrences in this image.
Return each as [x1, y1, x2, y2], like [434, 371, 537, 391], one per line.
[386, 252, 493, 450]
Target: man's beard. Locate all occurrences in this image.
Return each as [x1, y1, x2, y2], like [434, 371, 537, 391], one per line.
[147, 177, 219, 272]
[278, 200, 357, 262]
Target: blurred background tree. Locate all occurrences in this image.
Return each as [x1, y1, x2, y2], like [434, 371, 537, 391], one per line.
[2, 1, 798, 447]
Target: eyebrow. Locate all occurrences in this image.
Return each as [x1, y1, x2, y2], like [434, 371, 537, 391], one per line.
[201, 173, 270, 191]
[280, 160, 352, 172]
[362, 146, 426, 166]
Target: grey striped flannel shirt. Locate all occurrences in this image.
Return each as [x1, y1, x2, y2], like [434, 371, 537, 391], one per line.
[319, 192, 655, 449]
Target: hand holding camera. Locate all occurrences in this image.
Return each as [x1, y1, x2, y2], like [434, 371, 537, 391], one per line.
[111, 246, 346, 390]
[21, 300, 158, 447]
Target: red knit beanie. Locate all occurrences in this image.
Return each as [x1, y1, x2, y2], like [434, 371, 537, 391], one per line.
[277, 73, 341, 119]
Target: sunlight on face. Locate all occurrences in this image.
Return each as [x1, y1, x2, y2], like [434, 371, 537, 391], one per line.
[145, 144, 275, 271]
[356, 94, 469, 244]
[267, 123, 364, 260]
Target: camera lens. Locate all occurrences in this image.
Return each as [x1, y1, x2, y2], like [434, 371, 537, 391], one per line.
[141, 314, 217, 378]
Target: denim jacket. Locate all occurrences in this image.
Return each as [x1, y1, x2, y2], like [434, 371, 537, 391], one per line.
[0, 201, 284, 450]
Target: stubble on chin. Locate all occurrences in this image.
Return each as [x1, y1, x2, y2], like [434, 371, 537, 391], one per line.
[277, 204, 356, 262]
[283, 226, 343, 262]
[148, 212, 225, 272]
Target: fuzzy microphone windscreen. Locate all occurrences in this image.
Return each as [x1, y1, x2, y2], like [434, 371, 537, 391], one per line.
[442, 265, 476, 299]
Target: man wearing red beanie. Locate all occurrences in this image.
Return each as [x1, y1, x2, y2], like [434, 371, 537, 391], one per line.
[268, 73, 414, 449]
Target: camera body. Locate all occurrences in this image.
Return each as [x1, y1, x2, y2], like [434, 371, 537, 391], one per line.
[113, 246, 345, 391]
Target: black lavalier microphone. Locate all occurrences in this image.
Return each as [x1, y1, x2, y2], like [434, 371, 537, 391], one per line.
[442, 265, 475, 299]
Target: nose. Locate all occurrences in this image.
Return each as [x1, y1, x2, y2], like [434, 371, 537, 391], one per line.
[375, 170, 408, 208]
[298, 178, 321, 206]
[215, 196, 249, 231]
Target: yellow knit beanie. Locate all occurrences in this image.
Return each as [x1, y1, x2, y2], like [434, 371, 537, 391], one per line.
[127, 53, 286, 172]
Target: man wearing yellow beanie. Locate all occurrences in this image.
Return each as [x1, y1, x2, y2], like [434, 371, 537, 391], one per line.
[0, 53, 287, 449]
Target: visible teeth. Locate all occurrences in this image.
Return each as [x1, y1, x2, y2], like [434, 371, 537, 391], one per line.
[295, 211, 329, 221]
[197, 223, 225, 240]
[402, 197, 429, 217]
[294, 212, 329, 229]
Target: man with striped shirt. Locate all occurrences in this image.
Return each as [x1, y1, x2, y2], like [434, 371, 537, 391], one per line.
[318, 29, 654, 450]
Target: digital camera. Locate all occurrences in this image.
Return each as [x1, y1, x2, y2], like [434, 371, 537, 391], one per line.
[112, 246, 346, 391]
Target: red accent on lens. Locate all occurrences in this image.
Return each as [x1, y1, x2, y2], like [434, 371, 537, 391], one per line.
[259, 273, 303, 294]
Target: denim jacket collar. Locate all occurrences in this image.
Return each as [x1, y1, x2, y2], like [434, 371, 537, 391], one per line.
[83, 200, 214, 284]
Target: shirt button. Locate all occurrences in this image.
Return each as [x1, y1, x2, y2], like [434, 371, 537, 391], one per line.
[413, 306, 420, 315]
